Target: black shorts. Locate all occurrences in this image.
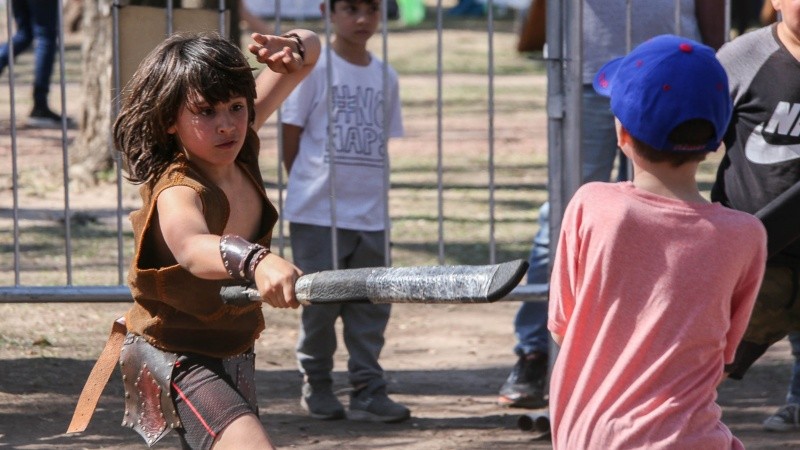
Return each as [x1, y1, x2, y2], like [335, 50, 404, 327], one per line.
[171, 351, 258, 450]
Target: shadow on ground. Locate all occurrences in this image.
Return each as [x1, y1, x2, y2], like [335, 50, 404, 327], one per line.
[0, 358, 544, 449]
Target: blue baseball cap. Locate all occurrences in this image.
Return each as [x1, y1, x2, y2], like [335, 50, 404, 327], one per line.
[593, 34, 732, 152]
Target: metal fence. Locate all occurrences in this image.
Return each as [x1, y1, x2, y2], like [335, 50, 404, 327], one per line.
[0, 0, 731, 303]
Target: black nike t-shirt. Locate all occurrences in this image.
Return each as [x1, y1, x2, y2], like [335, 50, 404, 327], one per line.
[712, 24, 800, 261]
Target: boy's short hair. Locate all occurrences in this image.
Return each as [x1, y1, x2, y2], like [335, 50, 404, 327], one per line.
[593, 34, 732, 154]
[630, 119, 713, 166]
[327, 0, 380, 10]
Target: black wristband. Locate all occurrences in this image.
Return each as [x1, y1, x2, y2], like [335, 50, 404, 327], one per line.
[282, 32, 305, 63]
[244, 247, 270, 282]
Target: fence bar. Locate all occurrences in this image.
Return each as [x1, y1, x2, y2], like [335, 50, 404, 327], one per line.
[436, 0, 445, 264]
[724, 0, 731, 42]
[0, 284, 547, 303]
[381, 0, 392, 267]
[486, 0, 496, 265]
[0, 286, 131, 303]
[219, 0, 226, 38]
[167, 0, 174, 35]
[322, 0, 339, 269]
[112, 0, 126, 284]
[274, 0, 287, 258]
[56, 0, 74, 285]
[5, 0, 20, 285]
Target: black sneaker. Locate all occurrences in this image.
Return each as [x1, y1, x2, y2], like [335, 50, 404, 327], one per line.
[348, 380, 410, 423]
[763, 403, 800, 432]
[300, 380, 345, 420]
[28, 107, 75, 129]
[498, 352, 548, 408]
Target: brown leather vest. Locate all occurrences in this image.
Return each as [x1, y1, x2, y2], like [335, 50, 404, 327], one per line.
[125, 131, 278, 358]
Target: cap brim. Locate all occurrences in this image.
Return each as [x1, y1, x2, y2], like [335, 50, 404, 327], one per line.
[593, 57, 623, 97]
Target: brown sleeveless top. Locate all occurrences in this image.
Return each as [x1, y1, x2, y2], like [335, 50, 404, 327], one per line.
[125, 131, 278, 357]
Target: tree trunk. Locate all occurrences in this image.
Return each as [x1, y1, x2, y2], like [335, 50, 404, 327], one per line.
[68, 0, 113, 189]
[67, 0, 240, 188]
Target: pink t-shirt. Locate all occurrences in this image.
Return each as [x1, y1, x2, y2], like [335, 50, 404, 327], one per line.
[548, 182, 766, 450]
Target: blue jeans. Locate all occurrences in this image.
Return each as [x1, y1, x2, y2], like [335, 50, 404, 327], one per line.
[0, 0, 60, 110]
[788, 332, 800, 404]
[513, 85, 618, 356]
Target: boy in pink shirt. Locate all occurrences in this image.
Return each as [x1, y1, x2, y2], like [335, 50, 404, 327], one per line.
[548, 34, 767, 449]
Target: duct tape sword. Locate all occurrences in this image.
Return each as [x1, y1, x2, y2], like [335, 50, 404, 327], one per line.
[220, 259, 528, 306]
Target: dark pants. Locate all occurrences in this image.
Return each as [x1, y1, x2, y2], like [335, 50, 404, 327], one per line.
[0, 0, 60, 110]
[291, 223, 390, 387]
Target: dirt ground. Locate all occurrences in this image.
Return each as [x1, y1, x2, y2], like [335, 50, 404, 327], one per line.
[1, 300, 800, 450]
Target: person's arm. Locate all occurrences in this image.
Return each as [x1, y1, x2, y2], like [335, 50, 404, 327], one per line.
[695, 0, 726, 50]
[238, 0, 272, 35]
[756, 181, 800, 258]
[282, 123, 303, 173]
[248, 29, 321, 130]
[156, 185, 300, 308]
[157, 185, 228, 279]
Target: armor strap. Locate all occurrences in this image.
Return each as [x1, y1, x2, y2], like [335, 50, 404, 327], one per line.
[67, 317, 127, 433]
[219, 234, 269, 283]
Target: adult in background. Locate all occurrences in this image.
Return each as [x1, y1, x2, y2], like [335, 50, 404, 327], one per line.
[712, 0, 800, 432]
[0, 0, 71, 127]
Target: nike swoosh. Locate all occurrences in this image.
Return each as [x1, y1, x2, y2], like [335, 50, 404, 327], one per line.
[745, 124, 800, 164]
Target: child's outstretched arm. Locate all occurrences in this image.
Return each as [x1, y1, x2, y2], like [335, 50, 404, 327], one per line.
[248, 29, 321, 129]
[281, 123, 303, 173]
[155, 185, 301, 308]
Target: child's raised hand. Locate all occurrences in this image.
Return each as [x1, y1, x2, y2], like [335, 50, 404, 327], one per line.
[253, 252, 303, 309]
[248, 33, 304, 74]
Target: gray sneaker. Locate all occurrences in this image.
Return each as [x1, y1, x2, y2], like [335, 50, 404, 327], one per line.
[301, 381, 345, 420]
[348, 381, 410, 423]
[763, 403, 800, 431]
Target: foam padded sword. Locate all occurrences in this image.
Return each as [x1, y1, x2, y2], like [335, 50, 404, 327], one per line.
[220, 259, 528, 306]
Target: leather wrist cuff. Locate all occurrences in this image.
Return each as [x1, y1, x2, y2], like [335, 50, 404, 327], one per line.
[220, 234, 268, 283]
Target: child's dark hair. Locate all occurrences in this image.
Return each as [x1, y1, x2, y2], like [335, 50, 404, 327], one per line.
[630, 119, 715, 167]
[114, 31, 257, 184]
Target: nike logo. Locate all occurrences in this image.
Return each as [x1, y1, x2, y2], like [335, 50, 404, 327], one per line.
[745, 101, 800, 164]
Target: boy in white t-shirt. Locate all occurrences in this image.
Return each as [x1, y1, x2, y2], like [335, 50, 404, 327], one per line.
[548, 35, 767, 449]
[280, 0, 407, 423]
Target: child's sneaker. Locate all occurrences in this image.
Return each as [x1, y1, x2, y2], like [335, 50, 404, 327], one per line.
[763, 403, 800, 431]
[300, 380, 345, 420]
[348, 380, 410, 423]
